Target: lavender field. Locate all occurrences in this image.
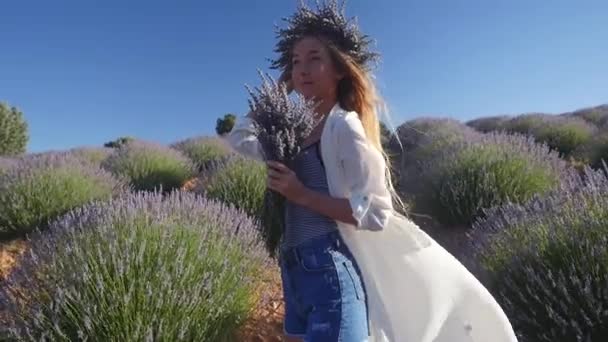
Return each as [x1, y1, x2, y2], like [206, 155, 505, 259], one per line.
[1, 102, 608, 341]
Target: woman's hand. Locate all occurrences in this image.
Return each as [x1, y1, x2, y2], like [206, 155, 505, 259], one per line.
[266, 161, 306, 203]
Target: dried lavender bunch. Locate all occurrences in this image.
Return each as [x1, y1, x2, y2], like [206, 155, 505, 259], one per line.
[269, 0, 380, 72]
[468, 165, 608, 341]
[0, 190, 269, 341]
[245, 71, 319, 257]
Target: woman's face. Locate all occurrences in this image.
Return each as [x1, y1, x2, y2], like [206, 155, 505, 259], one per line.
[291, 36, 343, 102]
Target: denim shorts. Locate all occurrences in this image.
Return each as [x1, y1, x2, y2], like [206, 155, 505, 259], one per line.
[279, 230, 370, 341]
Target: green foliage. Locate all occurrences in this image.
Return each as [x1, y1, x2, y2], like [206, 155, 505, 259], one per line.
[68, 147, 113, 166]
[103, 136, 135, 148]
[216, 113, 236, 136]
[199, 156, 266, 220]
[0, 102, 28, 156]
[170, 136, 233, 171]
[502, 114, 595, 157]
[573, 130, 608, 169]
[0, 190, 268, 341]
[422, 133, 565, 225]
[101, 140, 196, 193]
[466, 115, 510, 133]
[0, 152, 126, 238]
[470, 167, 608, 341]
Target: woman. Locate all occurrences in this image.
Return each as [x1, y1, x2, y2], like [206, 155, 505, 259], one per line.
[226, 2, 518, 341]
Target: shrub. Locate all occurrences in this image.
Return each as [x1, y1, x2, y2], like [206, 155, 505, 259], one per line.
[0, 102, 28, 156]
[466, 115, 510, 133]
[0, 152, 127, 238]
[419, 132, 567, 225]
[0, 156, 16, 174]
[0, 190, 268, 341]
[503, 114, 596, 157]
[216, 113, 237, 135]
[103, 136, 135, 148]
[101, 140, 195, 193]
[389, 118, 480, 203]
[468, 166, 608, 342]
[170, 136, 233, 172]
[573, 130, 608, 169]
[68, 147, 114, 166]
[569, 104, 608, 127]
[196, 155, 266, 221]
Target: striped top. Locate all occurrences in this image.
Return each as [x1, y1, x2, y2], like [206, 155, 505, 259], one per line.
[282, 141, 338, 248]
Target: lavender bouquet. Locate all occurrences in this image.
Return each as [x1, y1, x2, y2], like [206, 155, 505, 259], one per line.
[245, 71, 319, 257]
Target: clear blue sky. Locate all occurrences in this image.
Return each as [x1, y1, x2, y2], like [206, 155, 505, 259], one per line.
[1, 0, 606, 153]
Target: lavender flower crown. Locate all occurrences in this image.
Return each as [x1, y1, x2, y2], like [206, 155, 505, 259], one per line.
[269, 0, 380, 72]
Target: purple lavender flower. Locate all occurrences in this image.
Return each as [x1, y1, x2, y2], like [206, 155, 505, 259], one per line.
[245, 71, 319, 257]
[0, 151, 128, 237]
[467, 165, 608, 341]
[0, 190, 269, 341]
[101, 140, 196, 193]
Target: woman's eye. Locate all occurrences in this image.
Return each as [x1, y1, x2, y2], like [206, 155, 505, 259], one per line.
[292, 60, 300, 65]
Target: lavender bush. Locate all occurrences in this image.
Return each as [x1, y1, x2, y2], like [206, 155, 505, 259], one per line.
[68, 146, 113, 166]
[568, 104, 608, 127]
[245, 71, 318, 257]
[468, 166, 608, 341]
[466, 115, 510, 133]
[0, 152, 127, 238]
[420, 132, 567, 225]
[389, 118, 481, 204]
[101, 140, 195, 193]
[0, 190, 268, 341]
[503, 113, 596, 157]
[170, 136, 233, 172]
[573, 130, 608, 169]
[196, 155, 266, 220]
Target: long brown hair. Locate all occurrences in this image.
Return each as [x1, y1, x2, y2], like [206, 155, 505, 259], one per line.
[319, 37, 408, 216]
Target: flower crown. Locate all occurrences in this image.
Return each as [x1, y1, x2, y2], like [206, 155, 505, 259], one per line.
[269, 0, 380, 72]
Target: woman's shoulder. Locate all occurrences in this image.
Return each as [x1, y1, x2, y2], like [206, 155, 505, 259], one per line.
[330, 106, 365, 140]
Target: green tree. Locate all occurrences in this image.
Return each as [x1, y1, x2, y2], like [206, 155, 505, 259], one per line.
[216, 113, 236, 136]
[0, 102, 28, 156]
[103, 136, 135, 148]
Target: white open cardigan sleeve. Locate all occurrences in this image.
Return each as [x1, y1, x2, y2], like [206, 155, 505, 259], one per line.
[224, 115, 265, 161]
[336, 112, 393, 231]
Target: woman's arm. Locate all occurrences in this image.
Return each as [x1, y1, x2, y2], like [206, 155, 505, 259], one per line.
[297, 187, 359, 226]
[266, 160, 358, 226]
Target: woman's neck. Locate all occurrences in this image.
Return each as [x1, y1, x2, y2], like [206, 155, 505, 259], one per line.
[313, 97, 338, 119]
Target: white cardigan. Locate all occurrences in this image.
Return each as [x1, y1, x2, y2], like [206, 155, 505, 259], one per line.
[225, 103, 518, 342]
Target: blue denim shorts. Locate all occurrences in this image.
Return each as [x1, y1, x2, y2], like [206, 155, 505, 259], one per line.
[279, 230, 370, 341]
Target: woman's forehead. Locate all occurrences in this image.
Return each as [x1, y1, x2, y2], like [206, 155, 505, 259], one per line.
[292, 37, 327, 56]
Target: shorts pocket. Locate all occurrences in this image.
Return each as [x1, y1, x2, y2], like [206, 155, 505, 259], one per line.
[342, 260, 365, 301]
[299, 247, 335, 272]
